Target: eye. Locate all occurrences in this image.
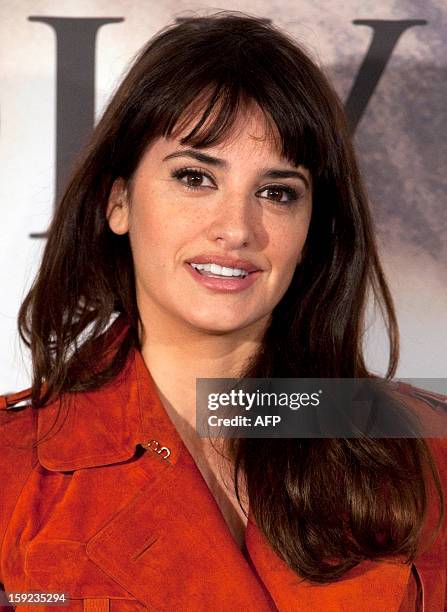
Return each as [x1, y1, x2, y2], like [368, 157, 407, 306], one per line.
[171, 167, 216, 191]
[256, 185, 300, 204]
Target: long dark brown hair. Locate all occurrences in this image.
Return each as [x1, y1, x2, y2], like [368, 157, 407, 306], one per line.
[18, 11, 443, 583]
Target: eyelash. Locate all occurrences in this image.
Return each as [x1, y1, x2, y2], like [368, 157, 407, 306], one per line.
[170, 166, 302, 206]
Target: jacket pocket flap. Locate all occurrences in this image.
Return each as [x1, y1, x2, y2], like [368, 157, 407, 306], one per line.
[25, 538, 134, 599]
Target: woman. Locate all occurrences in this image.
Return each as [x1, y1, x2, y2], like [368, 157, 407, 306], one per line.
[1, 11, 446, 611]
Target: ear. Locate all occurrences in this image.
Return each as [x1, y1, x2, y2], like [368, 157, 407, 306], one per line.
[106, 178, 130, 235]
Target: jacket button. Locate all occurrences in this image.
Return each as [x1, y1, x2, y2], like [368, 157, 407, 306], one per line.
[141, 439, 171, 460]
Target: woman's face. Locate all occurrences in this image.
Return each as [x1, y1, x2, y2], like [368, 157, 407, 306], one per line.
[107, 105, 312, 336]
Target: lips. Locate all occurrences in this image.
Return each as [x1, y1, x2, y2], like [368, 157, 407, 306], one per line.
[185, 254, 261, 273]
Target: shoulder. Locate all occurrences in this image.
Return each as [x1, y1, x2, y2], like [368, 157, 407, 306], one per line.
[0, 388, 38, 519]
[0, 387, 39, 580]
[0, 384, 35, 421]
[0, 386, 36, 450]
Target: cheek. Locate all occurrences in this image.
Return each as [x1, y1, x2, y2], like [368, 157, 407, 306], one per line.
[128, 201, 197, 269]
[272, 223, 309, 271]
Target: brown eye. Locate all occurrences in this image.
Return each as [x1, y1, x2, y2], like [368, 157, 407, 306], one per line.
[267, 187, 285, 201]
[171, 167, 216, 190]
[257, 185, 299, 204]
[186, 172, 204, 187]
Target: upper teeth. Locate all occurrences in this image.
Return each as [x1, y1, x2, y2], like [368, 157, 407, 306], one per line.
[190, 262, 249, 277]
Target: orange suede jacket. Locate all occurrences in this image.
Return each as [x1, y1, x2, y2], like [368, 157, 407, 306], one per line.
[0, 315, 446, 611]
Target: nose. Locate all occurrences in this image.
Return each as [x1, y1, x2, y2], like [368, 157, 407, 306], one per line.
[207, 191, 255, 248]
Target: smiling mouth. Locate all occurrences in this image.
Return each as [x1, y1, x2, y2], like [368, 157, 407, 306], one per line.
[185, 262, 262, 292]
[187, 261, 257, 279]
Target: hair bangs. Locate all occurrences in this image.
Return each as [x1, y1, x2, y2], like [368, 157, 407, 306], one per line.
[160, 80, 323, 177]
[167, 83, 244, 148]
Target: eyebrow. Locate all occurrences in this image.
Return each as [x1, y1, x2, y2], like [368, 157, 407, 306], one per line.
[162, 149, 310, 190]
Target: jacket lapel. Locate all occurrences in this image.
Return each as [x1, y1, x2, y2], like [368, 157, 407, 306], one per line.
[84, 450, 276, 610]
[36, 314, 187, 472]
[245, 518, 414, 611]
[34, 314, 276, 610]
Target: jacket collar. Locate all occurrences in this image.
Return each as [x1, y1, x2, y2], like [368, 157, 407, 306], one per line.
[36, 313, 186, 472]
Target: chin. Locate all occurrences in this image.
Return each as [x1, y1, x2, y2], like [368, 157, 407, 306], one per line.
[187, 315, 254, 335]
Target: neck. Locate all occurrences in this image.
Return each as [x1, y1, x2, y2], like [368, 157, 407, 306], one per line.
[138, 306, 268, 430]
